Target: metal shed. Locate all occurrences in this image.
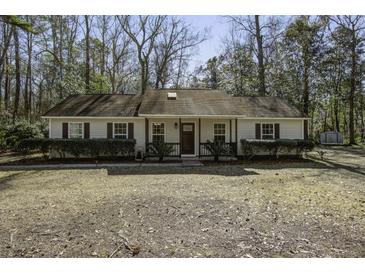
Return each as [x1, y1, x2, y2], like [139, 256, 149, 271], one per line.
[320, 131, 344, 145]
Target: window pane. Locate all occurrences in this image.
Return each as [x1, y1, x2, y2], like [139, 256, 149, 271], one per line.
[261, 124, 274, 139]
[152, 123, 165, 143]
[114, 123, 127, 138]
[114, 123, 127, 135]
[214, 135, 225, 143]
[213, 123, 225, 142]
[69, 123, 83, 138]
[152, 135, 164, 143]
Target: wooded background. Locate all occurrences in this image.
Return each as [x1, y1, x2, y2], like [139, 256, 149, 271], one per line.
[0, 15, 364, 144]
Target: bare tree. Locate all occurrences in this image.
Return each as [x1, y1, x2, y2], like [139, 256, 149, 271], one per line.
[12, 25, 21, 123]
[228, 15, 282, 96]
[328, 16, 365, 144]
[152, 17, 207, 89]
[24, 16, 34, 120]
[118, 15, 166, 94]
[84, 15, 91, 92]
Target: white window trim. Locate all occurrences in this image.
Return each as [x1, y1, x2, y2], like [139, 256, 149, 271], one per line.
[151, 122, 165, 143]
[113, 122, 128, 139]
[261, 123, 275, 140]
[68, 122, 84, 139]
[213, 122, 227, 142]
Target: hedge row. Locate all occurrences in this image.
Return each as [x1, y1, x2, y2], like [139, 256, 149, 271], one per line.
[240, 139, 314, 158]
[18, 138, 136, 159]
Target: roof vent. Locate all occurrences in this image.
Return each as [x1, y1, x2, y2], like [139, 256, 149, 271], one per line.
[167, 92, 177, 100]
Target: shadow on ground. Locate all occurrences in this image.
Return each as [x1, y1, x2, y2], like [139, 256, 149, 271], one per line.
[107, 166, 259, 176]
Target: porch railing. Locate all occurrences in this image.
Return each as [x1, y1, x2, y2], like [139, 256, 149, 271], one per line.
[146, 142, 181, 157]
[199, 142, 237, 157]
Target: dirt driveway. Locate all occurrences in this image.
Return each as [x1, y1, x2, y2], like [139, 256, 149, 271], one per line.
[0, 146, 364, 257]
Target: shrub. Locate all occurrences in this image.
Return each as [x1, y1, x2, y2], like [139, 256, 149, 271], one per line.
[17, 138, 51, 159]
[1, 120, 43, 150]
[101, 139, 135, 158]
[203, 140, 230, 162]
[148, 141, 175, 162]
[18, 138, 136, 159]
[240, 139, 314, 159]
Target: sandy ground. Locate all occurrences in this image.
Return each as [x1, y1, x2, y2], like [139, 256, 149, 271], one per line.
[0, 146, 364, 258]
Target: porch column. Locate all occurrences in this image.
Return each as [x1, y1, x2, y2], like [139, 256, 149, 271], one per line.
[229, 119, 232, 143]
[198, 118, 201, 157]
[145, 118, 149, 156]
[235, 118, 238, 156]
[179, 118, 182, 157]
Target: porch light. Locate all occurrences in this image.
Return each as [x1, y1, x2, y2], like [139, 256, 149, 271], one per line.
[174, 122, 178, 129]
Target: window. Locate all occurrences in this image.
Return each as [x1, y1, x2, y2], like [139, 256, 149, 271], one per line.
[262, 123, 274, 140]
[214, 123, 226, 143]
[152, 123, 165, 143]
[113, 123, 127, 139]
[69, 122, 83, 139]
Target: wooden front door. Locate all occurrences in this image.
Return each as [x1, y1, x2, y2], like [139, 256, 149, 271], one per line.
[181, 123, 195, 154]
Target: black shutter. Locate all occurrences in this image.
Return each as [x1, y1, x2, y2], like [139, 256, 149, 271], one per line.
[304, 120, 308, 140]
[274, 123, 280, 139]
[62, 123, 68, 139]
[84, 123, 90, 139]
[255, 123, 261, 139]
[107, 123, 113, 139]
[128, 123, 134, 139]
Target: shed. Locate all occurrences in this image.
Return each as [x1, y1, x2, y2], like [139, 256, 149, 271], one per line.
[320, 131, 343, 145]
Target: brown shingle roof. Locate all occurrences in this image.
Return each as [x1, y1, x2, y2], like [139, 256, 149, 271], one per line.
[42, 90, 304, 118]
[234, 96, 304, 118]
[139, 89, 304, 118]
[139, 89, 242, 116]
[43, 94, 142, 117]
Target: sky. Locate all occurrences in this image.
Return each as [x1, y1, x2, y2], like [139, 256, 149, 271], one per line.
[180, 16, 230, 69]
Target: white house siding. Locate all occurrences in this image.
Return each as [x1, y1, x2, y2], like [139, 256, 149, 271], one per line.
[147, 118, 198, 155]
[48, 117, 304, 157]
[48, 117, 146, 150]
[200, 118, 236, 143]
[146, 117, 236, 156]
[236, 118, 304, 155]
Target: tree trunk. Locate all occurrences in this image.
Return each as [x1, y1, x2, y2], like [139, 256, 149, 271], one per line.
[100, 16, 107, 91]
[255, 15, 266, 96]
[27, 29, 33, 120]
[140, 61, 148, 95]
[59, 16, 64, 85]
[24, 28, 33, 120]
[334, 98, 340, 132]
[303, 57, 310, 116]
[0, 24, 13, 69]
[85, 15, 91, 93]
[174, 49, 184, 88]
[13, 26, 21, 123]
[323, 110, 328, 132]
[4, 54, 10, 111]
[349, 30, 356, 144]
[360, 94, 365, 142]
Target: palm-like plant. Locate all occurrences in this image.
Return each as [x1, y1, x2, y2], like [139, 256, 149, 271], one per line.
[149, 141, 175, 162]
[203, 140, 229, 162]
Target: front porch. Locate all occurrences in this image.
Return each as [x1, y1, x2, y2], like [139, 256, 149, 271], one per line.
[143, 117, 238, 158]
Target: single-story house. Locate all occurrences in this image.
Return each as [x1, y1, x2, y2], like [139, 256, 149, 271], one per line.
[42, 89, 308, 158]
